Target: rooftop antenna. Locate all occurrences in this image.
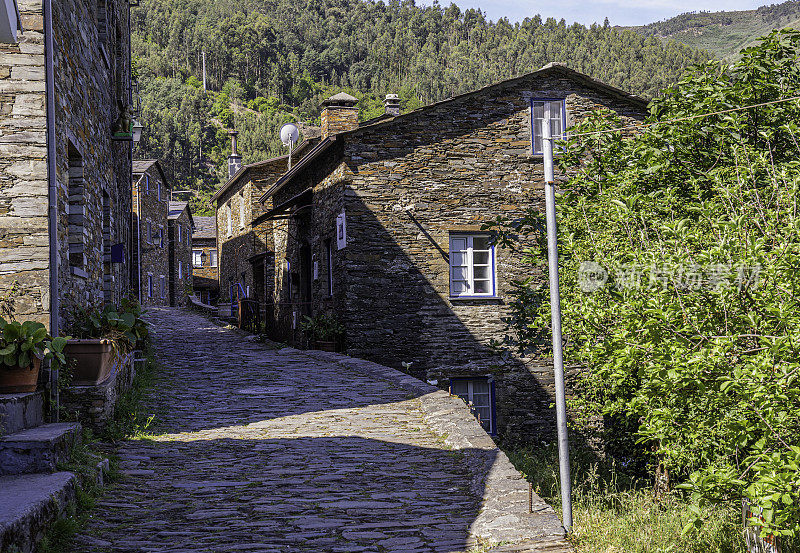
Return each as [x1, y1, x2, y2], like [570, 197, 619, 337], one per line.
[280, 123, 299, 170]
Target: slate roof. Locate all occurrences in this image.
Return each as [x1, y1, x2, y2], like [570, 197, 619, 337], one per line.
[132, 160, 159, 174]
[168, 201, 189, 220]
[192, 216, 217, 240]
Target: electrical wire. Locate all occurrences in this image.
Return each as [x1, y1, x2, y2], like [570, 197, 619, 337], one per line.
[567, 94, 800, 138]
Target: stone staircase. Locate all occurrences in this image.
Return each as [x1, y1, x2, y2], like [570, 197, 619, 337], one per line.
[0, 391, 92, 553]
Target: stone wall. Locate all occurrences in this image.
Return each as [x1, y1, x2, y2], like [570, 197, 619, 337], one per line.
[267, 69, 647, 443]
[168, 207, 192, 306]
[132, 168, 169, 306]
[53, 0, 132, 327]
[191, 237, 218, 305]
[0, 0, 49, 327]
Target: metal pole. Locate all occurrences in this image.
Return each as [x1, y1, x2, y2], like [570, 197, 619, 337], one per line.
[543, 105, 573, 532]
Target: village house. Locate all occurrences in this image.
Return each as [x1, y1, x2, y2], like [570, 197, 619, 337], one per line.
[213, 130, 316, 321]
[131, 160, 169, 306]
[257, 64, 648, 441]
[0, 0, 134, 332]
[191, 216, 219, 305]
[167, 201, 193, 307]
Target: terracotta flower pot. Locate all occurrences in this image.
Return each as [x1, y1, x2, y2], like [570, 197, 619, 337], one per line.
[0, 357, 42, 394]
[314, 340, 337, 352]
[64, 339, 117, 386]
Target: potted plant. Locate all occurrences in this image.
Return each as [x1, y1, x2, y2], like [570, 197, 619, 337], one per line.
[64, 300, 147, 386]
[0, 319, 68, 394]
[300, 313, 344, 352]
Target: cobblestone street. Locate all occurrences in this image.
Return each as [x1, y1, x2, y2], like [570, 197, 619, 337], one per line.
[74, 308, 570, 553]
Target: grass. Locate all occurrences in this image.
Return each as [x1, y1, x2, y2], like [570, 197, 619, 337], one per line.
[504, 444, 746, 553]
[36, 345, 163, 553]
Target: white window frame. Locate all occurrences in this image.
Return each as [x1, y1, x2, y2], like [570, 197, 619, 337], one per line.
[226, 205, 232, 236]
[449, 234, 495, 298]
[178, 261, 183, 280]
[450, 377, 495, 434]
[239, 194, 246, 229]
[531, 99, 566, 156]
[209, 249, 218, 268]
[193, 250, 203, 267]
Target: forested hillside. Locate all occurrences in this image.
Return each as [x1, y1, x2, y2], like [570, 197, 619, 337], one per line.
[627, 0, 800, 59]
[131, 0, 709, 214]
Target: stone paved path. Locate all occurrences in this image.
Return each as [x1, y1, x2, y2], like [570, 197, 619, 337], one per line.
[75, 308, 570, 553]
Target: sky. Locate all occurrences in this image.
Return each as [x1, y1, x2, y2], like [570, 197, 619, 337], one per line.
[415, 0, 770, 27]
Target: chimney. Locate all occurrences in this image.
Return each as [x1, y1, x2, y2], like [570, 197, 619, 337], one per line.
[228, 130, 242, 178]
[321, 92, 359, 139]
[384, 94, 400, 117]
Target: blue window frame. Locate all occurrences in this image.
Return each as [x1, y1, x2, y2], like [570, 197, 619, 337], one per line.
[449, 233, 496, 298]
[530, 99, 566, 155]
[449, 377, 497, 435]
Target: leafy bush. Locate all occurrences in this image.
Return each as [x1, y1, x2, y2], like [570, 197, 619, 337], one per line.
[0, 318, 68, 374]
[66, 299, 149, 353]
[300, 313, 344, 342]
[490, 30, 800, 540]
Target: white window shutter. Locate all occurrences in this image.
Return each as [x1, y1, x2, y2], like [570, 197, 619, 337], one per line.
[336, 211, 347, 250]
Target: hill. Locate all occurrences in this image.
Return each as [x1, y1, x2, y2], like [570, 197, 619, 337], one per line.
[625, 0, 800, 59]
[131, 0, 709, 214]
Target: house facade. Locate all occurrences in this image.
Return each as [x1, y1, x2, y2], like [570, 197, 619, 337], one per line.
[191, 216, 218, 305]
[213, 132, 315, 320]
[259, 65, 648, 442]
[0, 0, 134, 332]
[167, 201, 192, 307]
[131, 160, 169, 306]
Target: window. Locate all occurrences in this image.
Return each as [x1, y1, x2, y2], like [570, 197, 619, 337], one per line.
[145, 175, 150, 195]
[531, 99, 566, 155]
[67, 142, 85, 269]
[178, 224, 182, 243]
[178, 261, 183, 279]
[239, 194, 246, 229]
[449, 234, 495, 297]
[146, 221, 152, 244]
[226, 205, 232, 236]
[157, 183, 162, 201]
[147, 274, 153, 298]
[325, 239, 333, 296]
[209, 249, 218, 267]
[450, 377, 496, 434]
[193, 250, 203, 267]
[159, 228, 164, 248]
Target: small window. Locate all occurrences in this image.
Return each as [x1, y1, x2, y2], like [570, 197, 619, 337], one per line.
[209, 249, 218, 267]
[145, 175, 149, 195]
[178, 224, 182, 243]
[239, 194, 246, 229]
[325, 239, 333, 296]
[146, 221, 152, 244]
[449, 234, 495, 297]
[178, 261, 183, 279]
[193, 250, 203, 267]
[531, 99, 566, 155]
[226, 205, 232, 236]
[450, 377, 496, 434]
[147, 274, 153, 298]
[159, 228, 164, 248]
[158, 183, 162, 201]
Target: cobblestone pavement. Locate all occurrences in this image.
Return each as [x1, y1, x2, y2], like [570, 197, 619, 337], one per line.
[75, 308, 570, 553]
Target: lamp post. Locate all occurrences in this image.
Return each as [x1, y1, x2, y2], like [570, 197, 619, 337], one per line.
[543, 105, 573, 533]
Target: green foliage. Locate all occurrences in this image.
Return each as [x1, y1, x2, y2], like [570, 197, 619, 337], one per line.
[0, 317, 69, 376]
[66, 299, 150, 353]
[491, 30, 800, 540]
[131, 0, 708, 212]
[300, 312, 344, 342]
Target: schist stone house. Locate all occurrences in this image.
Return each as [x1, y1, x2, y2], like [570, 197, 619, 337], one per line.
[131, 160, 169, 306]
[0, 0, 134, 332]
[256, 64, 648, 440]
[214, 130, 315, 318]
[167, 201, 192, 307]
[191, 216, 218, 305]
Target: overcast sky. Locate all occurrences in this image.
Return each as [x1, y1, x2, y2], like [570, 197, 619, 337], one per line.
[415, 0, 769, 27]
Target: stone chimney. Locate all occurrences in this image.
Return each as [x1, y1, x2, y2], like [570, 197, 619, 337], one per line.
[228, 130, 242, 178]
[321, 92, 359, 138]
[384, 94, 400, 117]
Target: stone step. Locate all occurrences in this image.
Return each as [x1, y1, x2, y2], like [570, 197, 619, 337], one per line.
[0, 392, 44, 435]
[0, 423, 81, 476]
[0, 472, 78, 553]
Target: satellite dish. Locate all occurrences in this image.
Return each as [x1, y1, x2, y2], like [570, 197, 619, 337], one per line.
[280, 123, 299, 146]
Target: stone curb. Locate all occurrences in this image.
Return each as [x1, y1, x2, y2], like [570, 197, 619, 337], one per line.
[297, 348, 573, 552]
